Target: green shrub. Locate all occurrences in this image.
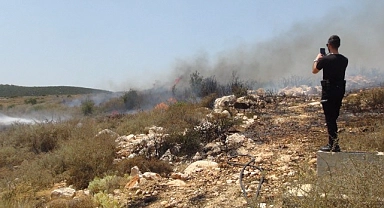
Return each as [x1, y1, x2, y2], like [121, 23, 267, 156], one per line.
[160, 130, 201, 157]
[24, 98, 37, 105]
[81, 99, 95, 116]
[93, 192, 120, 208]
[88, 175, 127, 195]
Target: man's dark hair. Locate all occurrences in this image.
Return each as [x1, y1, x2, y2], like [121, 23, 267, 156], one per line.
[328, 35, 341, 48]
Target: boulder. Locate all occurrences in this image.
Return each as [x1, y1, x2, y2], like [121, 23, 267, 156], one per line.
[214, 95, 236, 113]
[225, 133, 246, 150]
[51, 187, 76, 199]
[184, 160, 219, 175]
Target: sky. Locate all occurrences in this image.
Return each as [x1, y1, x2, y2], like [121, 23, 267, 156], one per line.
[0, 0, 383, 91]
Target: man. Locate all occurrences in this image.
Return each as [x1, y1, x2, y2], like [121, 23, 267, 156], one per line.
[312, 35, 348, 152]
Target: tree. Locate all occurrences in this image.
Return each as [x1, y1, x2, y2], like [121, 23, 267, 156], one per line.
[122, 89, 140, 110]
[81, 99, 95, 116]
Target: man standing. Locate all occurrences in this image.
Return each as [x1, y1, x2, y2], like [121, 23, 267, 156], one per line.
[312, 35, 348, 152]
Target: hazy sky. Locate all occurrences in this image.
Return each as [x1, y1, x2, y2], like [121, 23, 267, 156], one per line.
[0, 0, 381, 91]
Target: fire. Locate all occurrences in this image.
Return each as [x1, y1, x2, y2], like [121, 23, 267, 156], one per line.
[154, 97, 178, 111]
[154, 102, 169, 111]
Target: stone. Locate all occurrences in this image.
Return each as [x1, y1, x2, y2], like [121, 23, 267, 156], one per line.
[286, 184, 312, 197]
[183, 160, 219, 175]
[167, 179, 187, 187]
[130, 166, 141, 177]
[125, 175, 140, 190]
[95, 129, 119, 138]
[213, 95, 236, 113]
[192, 152, 203, 161]
[160, 149, 174, 162]
[51, 187, 76, 199]
[225, 133, 246, 149]
[142, 172, 161, 180]
[170, 172, 190, 181]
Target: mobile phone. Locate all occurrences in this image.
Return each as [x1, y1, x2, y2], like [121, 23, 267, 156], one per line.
[320, 48, 326, 55]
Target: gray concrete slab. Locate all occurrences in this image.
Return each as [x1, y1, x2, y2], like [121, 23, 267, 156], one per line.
[317, 151, 384, 177]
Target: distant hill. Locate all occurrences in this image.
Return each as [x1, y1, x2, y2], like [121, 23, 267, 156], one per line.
[0, 84, 110, 97]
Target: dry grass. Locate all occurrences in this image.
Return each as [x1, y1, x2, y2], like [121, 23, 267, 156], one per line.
[282, 159, 384, 208]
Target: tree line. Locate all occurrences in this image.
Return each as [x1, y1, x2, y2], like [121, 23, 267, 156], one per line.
[0, 84, 109, 97]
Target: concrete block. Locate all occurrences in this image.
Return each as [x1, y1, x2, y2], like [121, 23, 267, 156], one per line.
[317, 151, 384, 177]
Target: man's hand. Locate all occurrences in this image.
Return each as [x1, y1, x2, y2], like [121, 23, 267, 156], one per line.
[315, 53, 323, 61]
[312, 53, 323, 74]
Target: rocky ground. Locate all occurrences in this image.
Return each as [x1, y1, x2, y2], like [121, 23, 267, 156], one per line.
[48, 90, 383, 208]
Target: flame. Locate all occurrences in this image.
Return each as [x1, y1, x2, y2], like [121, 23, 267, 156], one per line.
[154, 102, 169, 111]
[154, 97, 177, 111]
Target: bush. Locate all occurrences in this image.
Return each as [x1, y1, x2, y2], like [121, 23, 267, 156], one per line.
[199, 93, 218, 109]
[122, 89, 140, 110]
[189, 71, 221, 98]
[45, 197, 95, 208]
[24, 98, 37, 105]
[0, 146, 22, 168]
[99, 97, 125, 113]
[162, 130, 202, 157]
[364, 88, 384, 109]
[344, 87, 384, 112]
[59, 132, 116, 189]
[190, 71, 204, 97]
[88, 175, 128, 195]
[197, 113, 239, 144]
[15, 159, 54, 190]
[3, 122, 71, 154]
[229, 71, 248, 97]
[162, 102, 202, 131]
[93, 192, 120, 208]
[81, 99, 95, 116]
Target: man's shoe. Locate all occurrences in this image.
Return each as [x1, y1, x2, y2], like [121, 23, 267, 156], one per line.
[320, 144, 332, 152]
[332, 145, 341, 152]
[319, 144, 341, 152]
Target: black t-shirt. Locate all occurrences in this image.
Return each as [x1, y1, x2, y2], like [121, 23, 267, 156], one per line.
[316, 54, 348, 83]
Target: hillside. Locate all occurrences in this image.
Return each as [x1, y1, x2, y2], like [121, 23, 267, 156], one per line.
[0, 87, 383, 207]
[0, 84, 110, 97]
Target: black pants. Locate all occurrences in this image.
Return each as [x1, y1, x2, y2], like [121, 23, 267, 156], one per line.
[321, 86, 344, 146]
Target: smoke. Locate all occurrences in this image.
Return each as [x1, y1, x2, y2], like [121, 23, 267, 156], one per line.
[168, 1, 384, 90]
[0, 113, 36, 125]
[0, 113, 37, 130]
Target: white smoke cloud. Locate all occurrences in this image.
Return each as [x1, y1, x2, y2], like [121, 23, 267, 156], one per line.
[168, 1, 384, 89]
[0, 113, 36, 125]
